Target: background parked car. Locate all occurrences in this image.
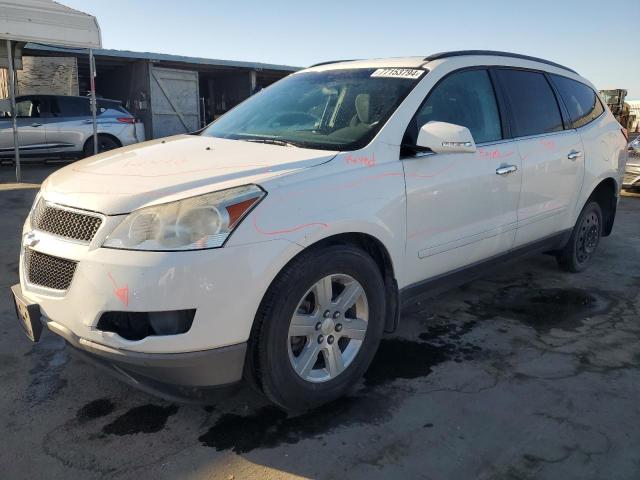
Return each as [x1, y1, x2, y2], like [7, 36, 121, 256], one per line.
[0, 94, 144, 160]
[624, 136, 640, 190]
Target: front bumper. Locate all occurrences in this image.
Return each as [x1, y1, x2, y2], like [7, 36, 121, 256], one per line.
[17, 199, 302, 396]
[45, 312, 247, 387]
[13, 281, 247, 399]
[19, 230, 300, 354]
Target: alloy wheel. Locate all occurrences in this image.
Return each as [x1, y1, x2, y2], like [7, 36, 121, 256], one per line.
[287, 273, 368, 383]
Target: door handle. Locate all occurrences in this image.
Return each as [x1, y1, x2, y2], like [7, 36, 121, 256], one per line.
[30, 123, 42, 127]
[567, 150, 583, 160]
[496, 164, 518, 175]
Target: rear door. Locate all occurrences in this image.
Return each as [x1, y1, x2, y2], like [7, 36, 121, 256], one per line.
[494, 69, 583, 247]
[548, 74, 610, 203]
[47, 96, 93, 153]
[402, 68, 521, 286]
[0, 96, 47, 155]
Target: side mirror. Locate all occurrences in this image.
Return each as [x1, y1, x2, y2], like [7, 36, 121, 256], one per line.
[416, 121, 476, 154]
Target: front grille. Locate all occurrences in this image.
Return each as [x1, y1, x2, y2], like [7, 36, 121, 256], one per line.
[24, 249, 77, 290]
[31, 200, 102, 242]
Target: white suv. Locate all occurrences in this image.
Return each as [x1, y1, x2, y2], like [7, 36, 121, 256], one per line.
[12, 51, 628, 410]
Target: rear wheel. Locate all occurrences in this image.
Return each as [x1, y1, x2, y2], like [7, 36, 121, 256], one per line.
[83, 135, 120, 157]
[556, 201, 602, 272]
[249, 245, 386, 411]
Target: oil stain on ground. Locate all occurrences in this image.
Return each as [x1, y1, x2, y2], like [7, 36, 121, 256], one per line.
[76, 398, 115, 423]
[102, 404, 178, 435]
[199, 393, 392, 453]
[364, 339, 449, 387]
[466, 286, 611, 332]
[364, 320, 480, 387]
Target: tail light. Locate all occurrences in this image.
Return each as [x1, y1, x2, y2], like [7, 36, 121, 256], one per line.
[117, 117, 136, 124]
[622, 128, 628, 141]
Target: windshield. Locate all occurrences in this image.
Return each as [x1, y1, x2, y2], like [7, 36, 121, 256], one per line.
[201, 68, 424, 151]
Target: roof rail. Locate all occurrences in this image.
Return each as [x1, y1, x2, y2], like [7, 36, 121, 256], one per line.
[423, 50, 577, 74]
[308, 59, 359, 68]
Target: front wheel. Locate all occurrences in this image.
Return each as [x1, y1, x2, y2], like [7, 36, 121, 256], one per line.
[249, 245, 386, 411]
[556, 201, 603, 272]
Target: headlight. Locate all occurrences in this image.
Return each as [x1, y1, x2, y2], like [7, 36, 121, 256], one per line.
[103, 185, 265, 251]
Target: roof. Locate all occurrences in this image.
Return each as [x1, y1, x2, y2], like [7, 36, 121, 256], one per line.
[306, 57, 425, 71]
[0, 0, 101, 48]
[424, 50, 577, 73]
[306, 51, 577, 75]
[24, 43, 300, 72]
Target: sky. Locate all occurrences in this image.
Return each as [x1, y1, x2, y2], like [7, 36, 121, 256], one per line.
[63, 0, 640, 98]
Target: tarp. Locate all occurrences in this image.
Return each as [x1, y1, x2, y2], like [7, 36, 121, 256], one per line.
[0, 0, 101, 49]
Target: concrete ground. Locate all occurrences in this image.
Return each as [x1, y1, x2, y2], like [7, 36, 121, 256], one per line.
[1, 162, 640, 480]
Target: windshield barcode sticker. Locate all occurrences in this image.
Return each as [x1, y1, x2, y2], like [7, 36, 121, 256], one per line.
[370, 68, 424, 79]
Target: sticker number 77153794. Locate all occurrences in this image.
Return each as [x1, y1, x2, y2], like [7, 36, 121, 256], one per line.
[370, 68, 424, 79]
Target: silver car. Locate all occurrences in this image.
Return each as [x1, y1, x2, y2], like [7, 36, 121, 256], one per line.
[624, 136, 640, 190]
[0, 94, 144, 160]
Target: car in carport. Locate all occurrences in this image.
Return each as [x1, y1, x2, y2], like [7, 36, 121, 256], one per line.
[0, 94, 144, 160]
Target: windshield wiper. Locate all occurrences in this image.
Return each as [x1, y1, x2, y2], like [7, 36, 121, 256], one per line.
[243, 137, 300, 148]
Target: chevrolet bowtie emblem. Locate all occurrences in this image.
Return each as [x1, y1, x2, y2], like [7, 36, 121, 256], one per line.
[23, 232, 39, 248]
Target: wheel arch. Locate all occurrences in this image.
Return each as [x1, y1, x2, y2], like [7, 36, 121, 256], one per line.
[270, 232, 401, 333]
[82, 132, 122, 153]
[586, 177, 618, 236]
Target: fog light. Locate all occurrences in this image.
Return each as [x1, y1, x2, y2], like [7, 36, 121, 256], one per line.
[97, 309, 196, 341]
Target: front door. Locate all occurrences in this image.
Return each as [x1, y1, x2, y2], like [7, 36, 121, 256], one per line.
[0, 97, 47, 155]
[402, 69, 521, 287]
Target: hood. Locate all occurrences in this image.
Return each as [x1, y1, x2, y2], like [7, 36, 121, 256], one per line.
[41, 135, 337, 214]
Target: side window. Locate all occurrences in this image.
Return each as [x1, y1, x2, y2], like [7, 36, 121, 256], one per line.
[15, 98, 42, 118]
[406, 69, 502, 145]
[496, 69, 563, 137]
[550, 75, 604, 128]
[54, 97, 91, 117]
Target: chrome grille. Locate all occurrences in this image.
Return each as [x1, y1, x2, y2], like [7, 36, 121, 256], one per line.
[24, 249, 77, 290]
[31, 200, 102, 242]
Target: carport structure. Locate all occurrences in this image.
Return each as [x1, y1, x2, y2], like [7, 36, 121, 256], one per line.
[0, 0, 101, 182]
[21, 44, 299, 141]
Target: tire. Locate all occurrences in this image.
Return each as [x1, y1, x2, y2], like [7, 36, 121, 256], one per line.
[83, 135, 120, 157]
[556, 201, 603, 272]
[248, 245, 386, 411]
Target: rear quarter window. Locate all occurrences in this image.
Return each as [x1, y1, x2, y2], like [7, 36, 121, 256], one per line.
[52, 97, 91, 117]
[98, 100, 130, 115]
[550, 75, 604, 128]
[495, 69, 564, 137]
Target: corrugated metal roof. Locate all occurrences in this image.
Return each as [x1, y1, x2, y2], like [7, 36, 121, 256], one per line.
[24, 43, 300, 72]
[0, 0, 101, 48]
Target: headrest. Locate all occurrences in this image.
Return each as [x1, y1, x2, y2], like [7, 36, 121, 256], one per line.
[355, 93, 370, 124]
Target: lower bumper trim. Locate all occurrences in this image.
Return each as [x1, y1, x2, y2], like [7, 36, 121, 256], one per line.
[44, 318, 247, 389]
